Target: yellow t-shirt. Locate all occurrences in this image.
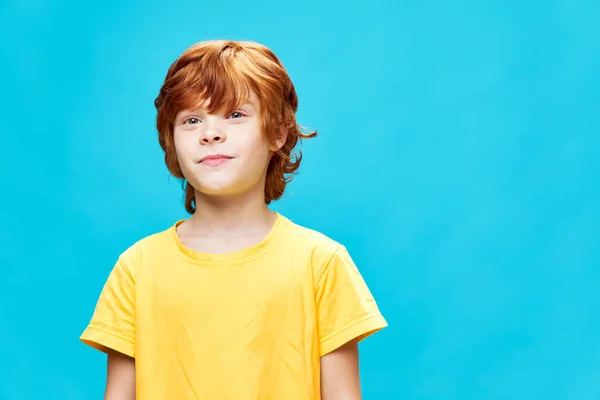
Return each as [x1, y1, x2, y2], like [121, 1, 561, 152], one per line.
[80, 213, 387, 399]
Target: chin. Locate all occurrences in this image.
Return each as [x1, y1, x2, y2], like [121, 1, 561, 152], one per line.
[193, 179, 241, 197]
[195, 177, 264, 199]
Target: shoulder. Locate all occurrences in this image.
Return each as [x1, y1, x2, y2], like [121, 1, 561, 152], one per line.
[282, 216, 343, 252]
[114, 221, 178, 275]
[279, 215, 348, 276]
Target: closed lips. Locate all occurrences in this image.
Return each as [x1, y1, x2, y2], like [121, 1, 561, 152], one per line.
[199, 155, 233, 163]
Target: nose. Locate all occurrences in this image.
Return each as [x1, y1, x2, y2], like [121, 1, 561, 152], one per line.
[200, 120, 226, 145]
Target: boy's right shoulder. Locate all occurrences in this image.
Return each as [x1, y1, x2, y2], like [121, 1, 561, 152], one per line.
[114, 221, 178, 269]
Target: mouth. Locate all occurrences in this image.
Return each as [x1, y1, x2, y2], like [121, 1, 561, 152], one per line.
[198, 154, 234, 167]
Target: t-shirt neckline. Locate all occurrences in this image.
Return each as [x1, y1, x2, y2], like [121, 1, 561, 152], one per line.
[169, 212, 287, 265]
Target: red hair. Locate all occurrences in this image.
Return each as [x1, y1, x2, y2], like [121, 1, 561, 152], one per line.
[154, 40, 317, 214]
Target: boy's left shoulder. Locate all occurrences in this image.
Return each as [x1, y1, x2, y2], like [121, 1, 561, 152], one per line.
[280, 215, 369, 288]
[280, 215, 348, 263]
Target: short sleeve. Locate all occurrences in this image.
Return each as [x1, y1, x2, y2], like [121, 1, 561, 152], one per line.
[315, 246, 387, 357]
[80, 259, 135, 358]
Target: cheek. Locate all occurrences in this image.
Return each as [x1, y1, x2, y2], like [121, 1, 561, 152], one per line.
[173, 132, 196, 162]
[242, 140, 271, 168]
[245, 131, 271, 154]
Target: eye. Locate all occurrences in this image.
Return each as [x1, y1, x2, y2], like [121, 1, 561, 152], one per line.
[184, 117, 200, 125]
[228, 111, 246, 119]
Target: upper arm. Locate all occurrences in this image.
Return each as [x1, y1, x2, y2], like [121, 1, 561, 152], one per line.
[315, 246, 387, 357]
[80, 259, 136, 358]
[320, 339, 361, 400]
[105, 350, 136, 400]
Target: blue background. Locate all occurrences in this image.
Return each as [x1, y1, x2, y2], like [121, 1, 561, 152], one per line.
[1, 0, 599, 398]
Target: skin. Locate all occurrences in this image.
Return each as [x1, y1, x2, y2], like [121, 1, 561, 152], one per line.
[173, 91, 283, 254]
[321, 340, 362, 399]
[105, 350, 135, 400]
[105, 91, 362, 399]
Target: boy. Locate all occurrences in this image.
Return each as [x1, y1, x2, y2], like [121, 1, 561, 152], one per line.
[81, 39, 387, 400]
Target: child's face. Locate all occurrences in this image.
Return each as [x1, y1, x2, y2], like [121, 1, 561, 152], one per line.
[173, 91, 280, 199]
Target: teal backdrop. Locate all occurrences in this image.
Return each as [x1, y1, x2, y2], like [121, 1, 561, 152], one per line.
[1, 0, 599, 398]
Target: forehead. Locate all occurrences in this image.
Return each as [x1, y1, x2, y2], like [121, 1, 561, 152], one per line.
[192, 90, 261, 112]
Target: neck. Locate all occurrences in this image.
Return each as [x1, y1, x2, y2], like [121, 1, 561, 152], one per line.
[188, 185, 275, 236]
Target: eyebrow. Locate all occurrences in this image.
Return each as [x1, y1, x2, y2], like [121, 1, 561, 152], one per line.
[180, 101, 258, 117]
[239, 102, 256, 110]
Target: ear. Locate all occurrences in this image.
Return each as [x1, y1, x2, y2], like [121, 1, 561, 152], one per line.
[271, 125, 288, 152]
